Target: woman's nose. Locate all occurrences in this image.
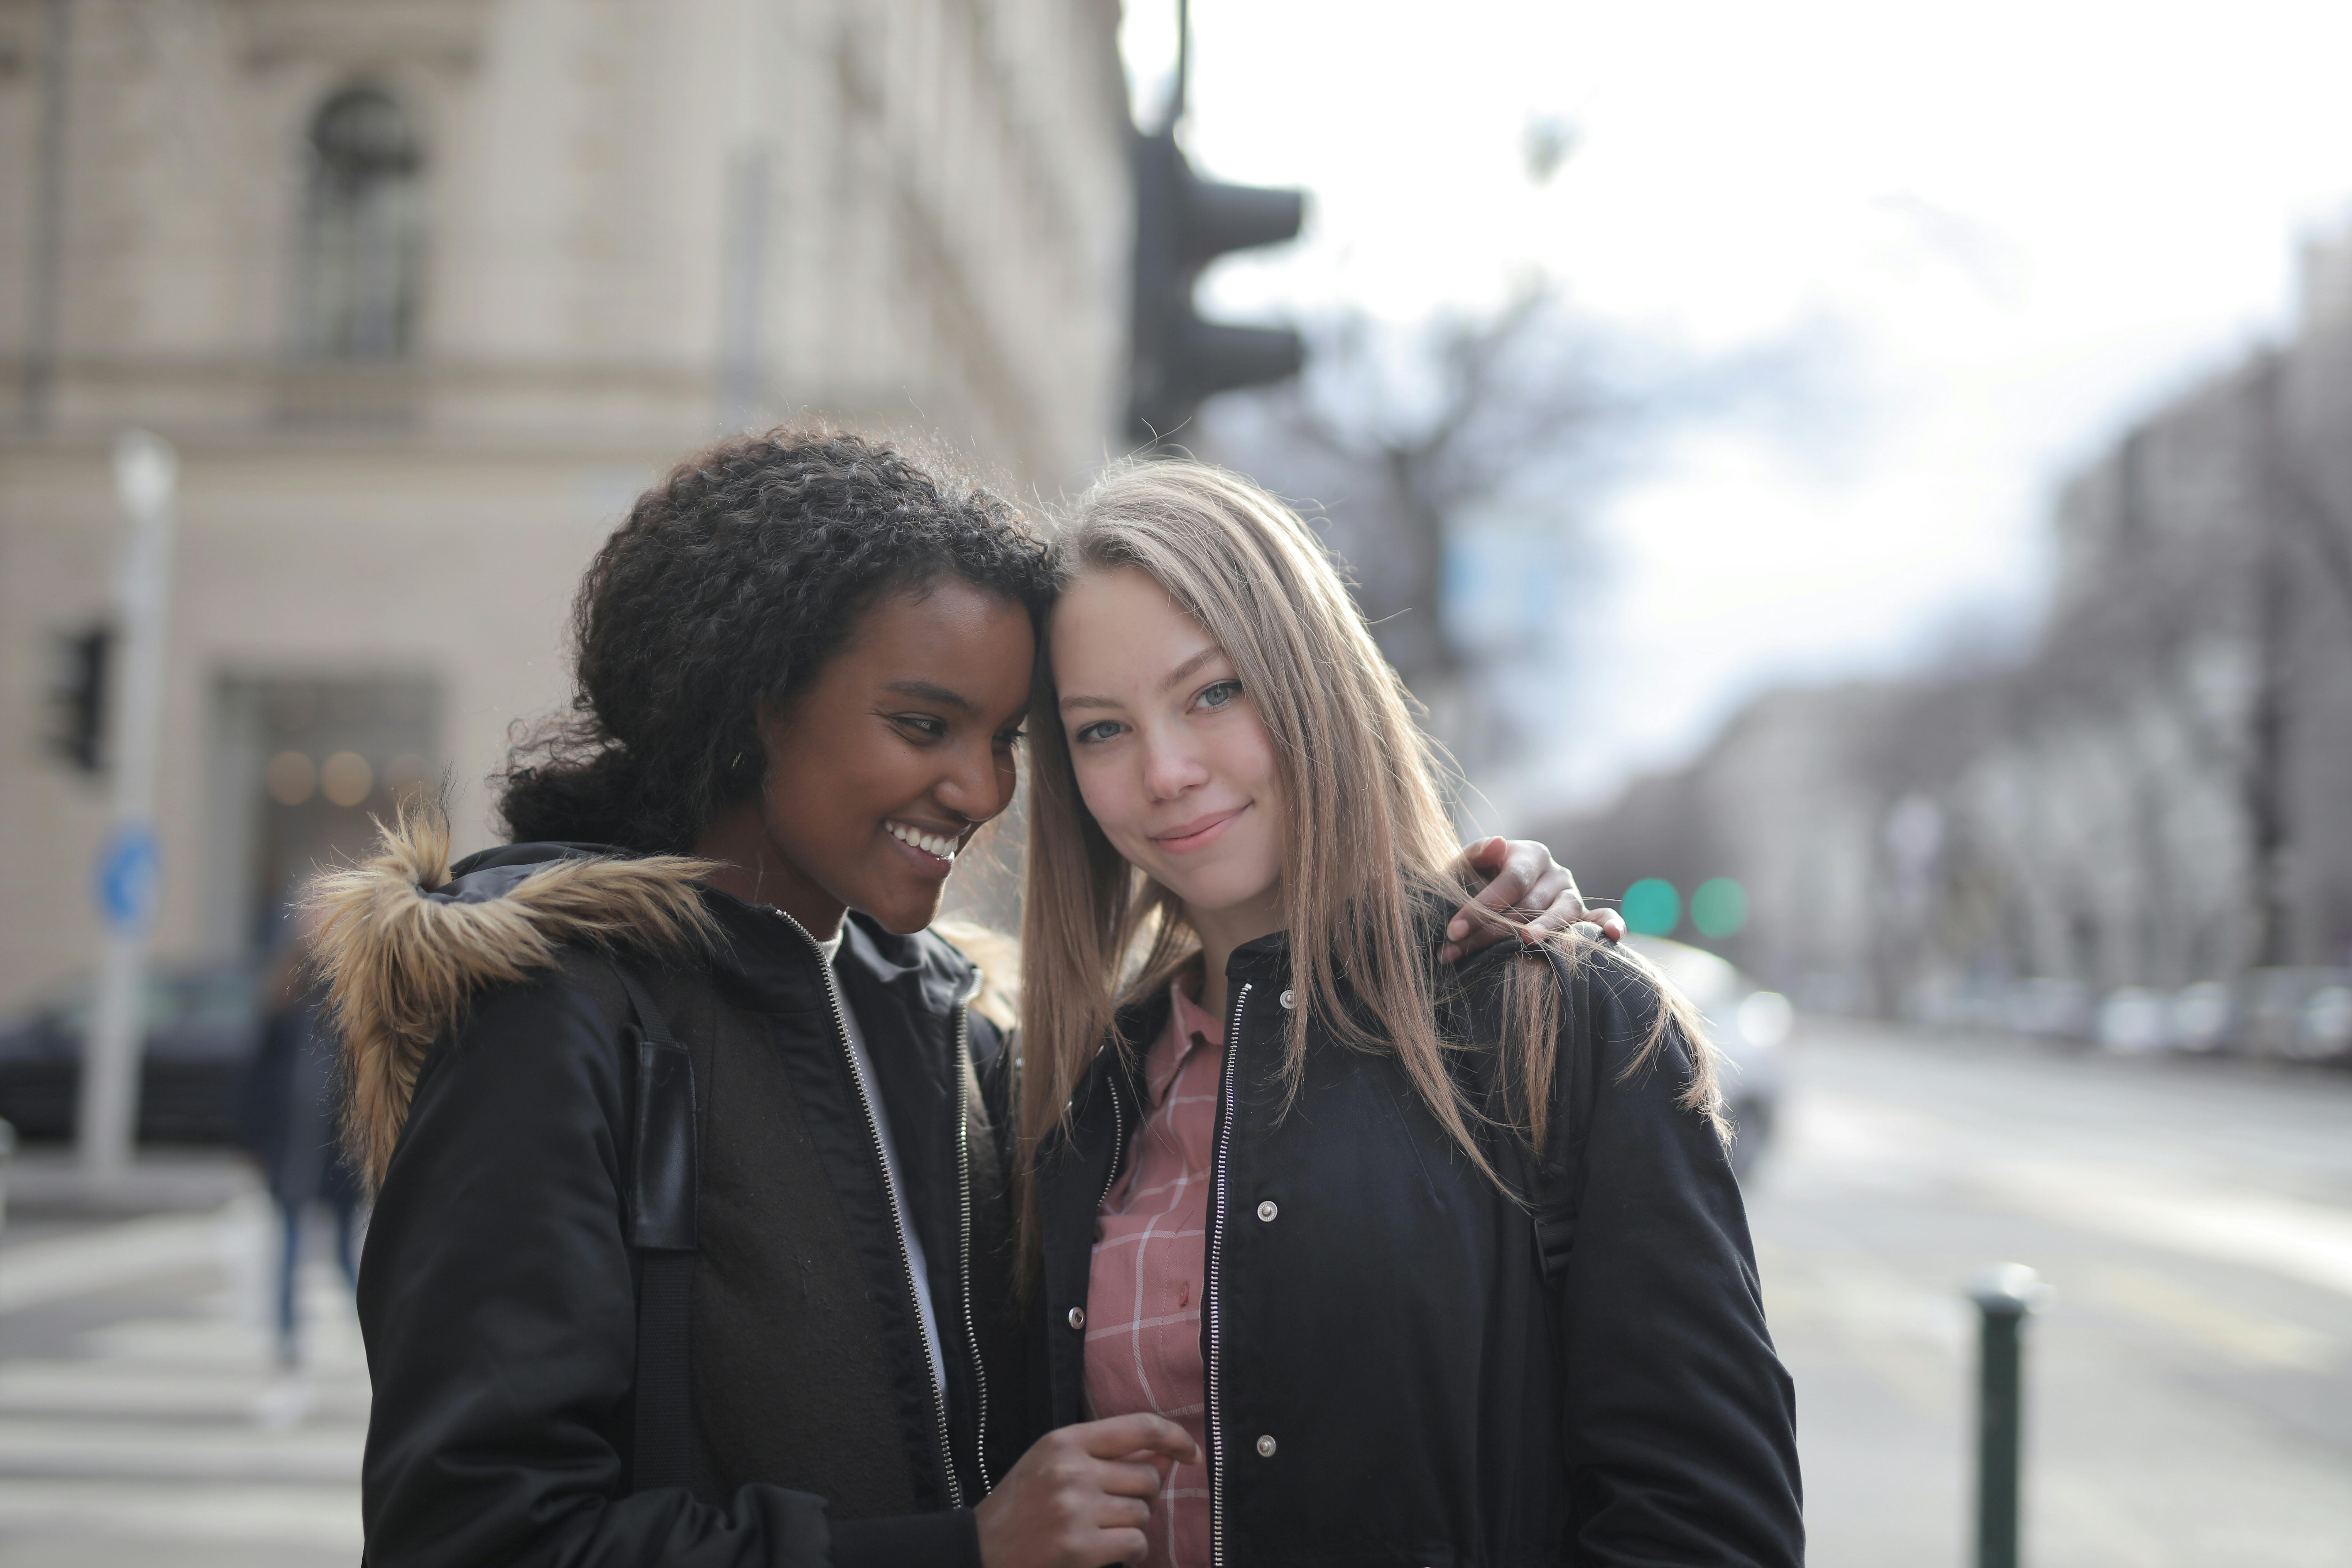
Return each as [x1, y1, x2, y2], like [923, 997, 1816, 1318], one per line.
[935, 739, 1010, 822]
[1140, 728, 1208, 801]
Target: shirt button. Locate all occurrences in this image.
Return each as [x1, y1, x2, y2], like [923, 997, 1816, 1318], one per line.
[1256, 1200, 1278, 1222]
[1279, 988, 1296, 1009]
[1067, 1306, 1086, 1330]
[1255, 1434, 1277, 1457]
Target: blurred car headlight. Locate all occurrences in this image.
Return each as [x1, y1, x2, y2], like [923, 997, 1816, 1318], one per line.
[1736, 989, 1793, 1050]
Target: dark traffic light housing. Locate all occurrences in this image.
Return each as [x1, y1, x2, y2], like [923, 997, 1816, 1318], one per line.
[47, 622, 111, 773]
[1129, 128, 1305, 445]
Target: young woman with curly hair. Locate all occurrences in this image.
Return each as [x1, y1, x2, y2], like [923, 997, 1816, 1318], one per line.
[1017, 460, 1804, 1568]
[312, 428, 1604, 1568]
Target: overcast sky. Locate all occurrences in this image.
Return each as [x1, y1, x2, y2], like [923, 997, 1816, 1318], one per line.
[1120, 0, 2352, 814]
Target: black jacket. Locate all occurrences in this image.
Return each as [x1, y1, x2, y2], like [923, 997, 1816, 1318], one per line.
[323, 827, 1025, 1568]
[1032, 934, 1803, 1567]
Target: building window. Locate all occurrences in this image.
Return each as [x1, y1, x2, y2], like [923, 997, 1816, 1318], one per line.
[300, 87, 424, 359]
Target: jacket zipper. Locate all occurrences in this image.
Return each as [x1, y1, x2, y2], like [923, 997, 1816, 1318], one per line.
[1095, 1062, 1128, 1210]
[776, 910, 962, 1510]
[1206, 978, 1252, 1568]
[952, 987, 992, 1493]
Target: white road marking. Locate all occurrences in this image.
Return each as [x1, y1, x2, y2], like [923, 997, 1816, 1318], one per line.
[0, 1212, 227, 1314]
[2087, 1266, 2339, 1370]
[1790, 1089, 2352, 1302]
[0, 1477, 361, 1551]
[0, 1198, 366, 1561]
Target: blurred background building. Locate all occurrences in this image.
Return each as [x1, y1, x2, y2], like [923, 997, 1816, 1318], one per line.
[0, 0, 1131, 1020]
[1541, 233, 2352, 1050]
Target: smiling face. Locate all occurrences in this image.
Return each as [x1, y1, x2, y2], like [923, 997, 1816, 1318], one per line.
[1051, 567, 1286, 941]
[749, 577, 1035, 934]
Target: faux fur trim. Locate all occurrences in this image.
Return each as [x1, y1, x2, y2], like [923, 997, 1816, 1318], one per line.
[306, 807, 719, 1191]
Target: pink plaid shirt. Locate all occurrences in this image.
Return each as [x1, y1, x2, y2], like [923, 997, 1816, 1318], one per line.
[1085, 970, 1223, 1568]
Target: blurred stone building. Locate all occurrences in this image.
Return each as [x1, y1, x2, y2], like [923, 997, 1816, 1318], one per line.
[0, 0, 1131, 1015]
[1547, 230, 2352, 1041]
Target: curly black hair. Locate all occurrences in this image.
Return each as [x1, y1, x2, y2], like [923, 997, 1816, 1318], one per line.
[499, 427, 1056, 853]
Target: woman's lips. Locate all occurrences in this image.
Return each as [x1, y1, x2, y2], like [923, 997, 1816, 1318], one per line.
[1152, 804, 1245, 854]
[883, 819, 961, 875]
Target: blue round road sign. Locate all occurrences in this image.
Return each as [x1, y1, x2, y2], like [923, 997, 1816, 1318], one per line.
[96, 826, 160, 932]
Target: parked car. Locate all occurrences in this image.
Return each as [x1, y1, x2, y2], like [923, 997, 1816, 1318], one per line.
[0, 965, 263, 1142]
[1624, 936, 1791, 1178]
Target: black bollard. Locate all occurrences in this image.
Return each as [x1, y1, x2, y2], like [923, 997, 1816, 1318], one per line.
[1966, 1264, 2045, 1568]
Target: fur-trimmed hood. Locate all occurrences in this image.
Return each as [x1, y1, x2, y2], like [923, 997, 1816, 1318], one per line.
[308, 809, 1023, 1192]
[306, 809, 721, 1190]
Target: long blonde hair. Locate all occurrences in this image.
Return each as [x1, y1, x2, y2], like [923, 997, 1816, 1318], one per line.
[1016, 458, 1719, 1268]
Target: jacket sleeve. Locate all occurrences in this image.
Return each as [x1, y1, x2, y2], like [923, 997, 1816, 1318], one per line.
[1555, 964, 1804, 1568]
[357, 967, 981, 1568]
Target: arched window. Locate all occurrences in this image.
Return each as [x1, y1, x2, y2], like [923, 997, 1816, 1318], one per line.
[300, 87, 423, 359]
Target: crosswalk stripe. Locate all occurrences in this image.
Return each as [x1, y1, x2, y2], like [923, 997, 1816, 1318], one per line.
[0, 1196, 368, 1561]
[0, 1477, 363, 1551]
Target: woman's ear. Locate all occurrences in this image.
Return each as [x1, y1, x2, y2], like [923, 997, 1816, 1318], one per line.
[752, 696, 790, 763]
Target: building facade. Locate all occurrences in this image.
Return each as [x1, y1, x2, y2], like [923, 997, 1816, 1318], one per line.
[0, 0, 1132, 1015]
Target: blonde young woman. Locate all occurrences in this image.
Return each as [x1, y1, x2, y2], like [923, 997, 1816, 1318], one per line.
[1015, 462, 1804, 1568]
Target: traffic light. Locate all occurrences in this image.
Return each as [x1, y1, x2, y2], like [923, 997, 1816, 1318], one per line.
[47, 623, 111, 773]
[1129, 127, 1305, 445]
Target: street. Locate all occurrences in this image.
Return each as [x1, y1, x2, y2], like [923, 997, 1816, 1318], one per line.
[1753, 1021, 2352, 1568]
[0, 1190, 364, 1566]
[0, 1025, 2345, 1565]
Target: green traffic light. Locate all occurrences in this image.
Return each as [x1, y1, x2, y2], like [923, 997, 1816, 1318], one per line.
[1621, 878, 1680, 937]
[1691, 878, 1749, 938]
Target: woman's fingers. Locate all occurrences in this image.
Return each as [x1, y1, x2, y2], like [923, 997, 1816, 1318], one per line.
[1442, 838, 1625, 960]
[975, 1418, 1195, 1568]
[1509, 864, 1625, 944]
[1444, 838, 1550, 961]
[1443, 837, 1518, 960]
[1519, 865, 1593, 939]
[1070, 1411, 1199, 1464]
[1097, 1459, 1167, 1498]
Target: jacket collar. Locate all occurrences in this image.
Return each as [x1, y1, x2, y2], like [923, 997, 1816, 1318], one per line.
[1223, 929, 1293, 982]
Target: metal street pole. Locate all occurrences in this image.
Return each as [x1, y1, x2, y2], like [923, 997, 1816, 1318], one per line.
[1968, 1263, 2046, 1568]
[75, 430, 179, 1178]
[1170, 0, 1189, 128]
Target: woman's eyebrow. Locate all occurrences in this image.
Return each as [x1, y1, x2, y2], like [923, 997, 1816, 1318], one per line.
[1058, 644, 1224, 713]
[1159, 644, 1221, 691]
[883, 678, 976, 714]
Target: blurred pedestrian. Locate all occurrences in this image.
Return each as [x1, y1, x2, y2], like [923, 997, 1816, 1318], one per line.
[237, 913, 364, 1368]
[1014, 459, 1805, 1567]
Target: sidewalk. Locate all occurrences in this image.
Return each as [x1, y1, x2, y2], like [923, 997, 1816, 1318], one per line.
[0, 1167, 364, 1567]
[4, 1147, 262, 1220]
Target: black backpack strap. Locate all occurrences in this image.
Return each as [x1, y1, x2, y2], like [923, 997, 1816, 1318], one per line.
[612, 963, 698, 1494]
[1530, 944, 1598, 1286]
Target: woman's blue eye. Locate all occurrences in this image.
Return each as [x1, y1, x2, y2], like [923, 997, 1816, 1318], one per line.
[1199, 680, 1241, 710]
[1074, 720, 1122, 744]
